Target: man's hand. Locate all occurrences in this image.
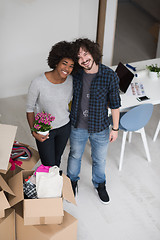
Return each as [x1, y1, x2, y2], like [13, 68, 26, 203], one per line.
[109, 129, 118, 142]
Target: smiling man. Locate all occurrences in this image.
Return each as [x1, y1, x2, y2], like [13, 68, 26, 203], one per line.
[67, 38, 121, 204]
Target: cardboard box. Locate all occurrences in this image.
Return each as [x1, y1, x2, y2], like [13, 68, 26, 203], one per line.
[17, 144, 40, 171]
[0, 124, 17, 174]
[0, 175, 15, 218]
[0, 123, 39, 218]
[0, 123, 39, 178]
[8, 170, 76, 225]
[0, 123, 77, 238]
[2, 145, 40, 182]
[16, 206, 77, 240]
[0, 124, 17, 219]
[0, 191, 10, 218]
[0, 208, 15, 240]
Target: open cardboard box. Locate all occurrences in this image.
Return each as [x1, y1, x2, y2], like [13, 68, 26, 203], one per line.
[8, 169, 76, 226]
[0, 124, 76, 226]
[0, 123, 39, 218]
[15, 203, 77, 240]
[0, 123, 40, 178]
[0, 124, 17, 219]
[0, 124, 17, 174]
[0, 124, 16, 239]
[0, 123, 77, 240]
[2, 144, 40, 182]
[16, 143, 40, 171]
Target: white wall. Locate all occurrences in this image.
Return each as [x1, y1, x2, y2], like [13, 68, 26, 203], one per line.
[102, 0, 118, 66]
[0, 0, 99, 98]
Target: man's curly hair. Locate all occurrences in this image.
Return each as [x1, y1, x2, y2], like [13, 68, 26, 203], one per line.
[47, 41, 76, 72]
[73, 38, 102, 65]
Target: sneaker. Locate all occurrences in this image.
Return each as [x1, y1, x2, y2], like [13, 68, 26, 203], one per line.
[96, 182, 110, 204]
[71, 180, 78, 196]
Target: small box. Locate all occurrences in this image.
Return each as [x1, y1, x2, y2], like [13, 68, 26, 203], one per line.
[16, 206, 77, 240]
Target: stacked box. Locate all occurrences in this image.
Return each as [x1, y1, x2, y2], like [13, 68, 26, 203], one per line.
[0, 124, 77, 240]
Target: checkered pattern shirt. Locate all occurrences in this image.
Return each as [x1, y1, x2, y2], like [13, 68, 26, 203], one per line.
[70, 63, 121, 133]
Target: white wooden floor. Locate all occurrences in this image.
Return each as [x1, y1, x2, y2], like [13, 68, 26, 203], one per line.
[0, 93, 160, 240]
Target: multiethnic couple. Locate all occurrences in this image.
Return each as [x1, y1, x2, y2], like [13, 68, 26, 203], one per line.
[26, 38, 121, 204]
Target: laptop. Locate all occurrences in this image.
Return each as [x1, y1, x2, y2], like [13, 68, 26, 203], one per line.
[115, 62, 134, 93]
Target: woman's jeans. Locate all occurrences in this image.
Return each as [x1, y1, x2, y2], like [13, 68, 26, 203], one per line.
[36, 122, 71, 167]
[67, 126, 109, 188]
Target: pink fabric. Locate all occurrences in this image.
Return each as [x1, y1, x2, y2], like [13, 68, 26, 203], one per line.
[9, 158, 22, 171]
[34, 164, 51, 175]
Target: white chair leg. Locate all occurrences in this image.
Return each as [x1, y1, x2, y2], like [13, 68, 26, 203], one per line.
[119, 131, 128, 171]
[153, 120, 160, 142]
[140, 128, 151, 162]
[128, 132, 132, 143]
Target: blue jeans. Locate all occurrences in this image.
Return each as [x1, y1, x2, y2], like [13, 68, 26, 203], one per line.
[67, 126, 109, 188]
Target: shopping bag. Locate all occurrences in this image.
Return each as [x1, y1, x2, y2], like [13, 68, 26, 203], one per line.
[36, 166, 63, 198]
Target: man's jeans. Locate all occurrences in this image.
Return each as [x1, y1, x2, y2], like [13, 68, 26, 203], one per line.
[67, 126, 109, 188]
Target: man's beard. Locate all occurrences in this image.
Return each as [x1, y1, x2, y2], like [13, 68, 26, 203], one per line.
[83, 59, 95, 70]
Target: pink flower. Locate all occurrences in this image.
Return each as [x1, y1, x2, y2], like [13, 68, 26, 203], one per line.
[34, 124, 41, 130]
[31, 111, 55, 133]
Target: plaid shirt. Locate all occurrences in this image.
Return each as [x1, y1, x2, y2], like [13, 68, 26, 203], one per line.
[70, 63, 121, 133]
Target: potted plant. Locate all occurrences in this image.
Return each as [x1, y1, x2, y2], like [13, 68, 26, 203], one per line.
[146, 64, 160, 79]
[31, 111, 55, 135]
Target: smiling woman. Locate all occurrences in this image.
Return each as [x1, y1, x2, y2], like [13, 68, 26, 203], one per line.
[46, 58, 74, 84]
[26, 41, 76, 167]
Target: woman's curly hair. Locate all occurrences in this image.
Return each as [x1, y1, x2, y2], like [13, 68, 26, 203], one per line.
[73, 38, 102, 66]
[47, 41, 76, 72]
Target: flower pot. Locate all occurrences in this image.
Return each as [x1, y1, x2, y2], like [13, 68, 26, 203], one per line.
[37, 130, 49, 136]
[148, 71, 159, 80]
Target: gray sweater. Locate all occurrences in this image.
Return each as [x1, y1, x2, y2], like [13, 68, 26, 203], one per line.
[26, 73, 73, 129]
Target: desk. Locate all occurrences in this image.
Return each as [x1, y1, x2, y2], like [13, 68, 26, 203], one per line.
[111, 58, 160, 111]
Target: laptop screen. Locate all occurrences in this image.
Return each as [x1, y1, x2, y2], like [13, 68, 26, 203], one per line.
[115, 62, 134, 93]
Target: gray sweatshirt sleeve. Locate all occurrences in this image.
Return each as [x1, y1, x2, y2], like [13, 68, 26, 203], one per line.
[26, 78, 40, 113]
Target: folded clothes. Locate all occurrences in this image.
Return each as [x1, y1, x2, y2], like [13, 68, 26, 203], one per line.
[11, 141, 32, 160]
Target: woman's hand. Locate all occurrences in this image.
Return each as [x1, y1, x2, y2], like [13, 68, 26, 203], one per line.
[32, 131, 49, 142]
